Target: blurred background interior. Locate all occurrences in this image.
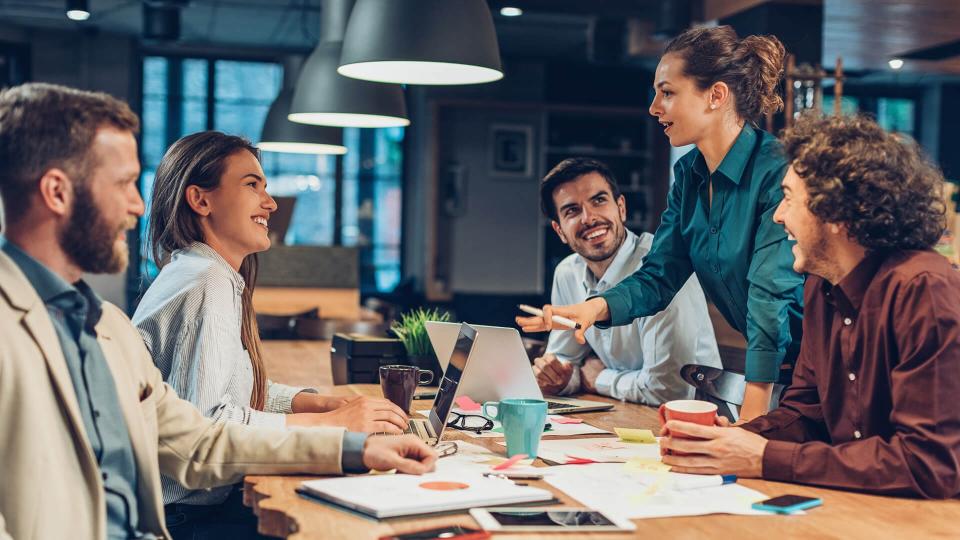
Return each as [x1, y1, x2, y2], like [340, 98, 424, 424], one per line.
[2, 0, 960, 373]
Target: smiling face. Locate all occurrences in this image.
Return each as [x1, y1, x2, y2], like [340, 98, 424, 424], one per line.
[193, 149, 277, 265]
[550, 172, 627, 265]
[58, 127, 144, 274]
[648, 53, 716, 147]
[773, 166, 834, 278]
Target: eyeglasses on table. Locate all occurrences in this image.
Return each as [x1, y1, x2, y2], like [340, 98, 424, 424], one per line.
[446, 412, 495, 434]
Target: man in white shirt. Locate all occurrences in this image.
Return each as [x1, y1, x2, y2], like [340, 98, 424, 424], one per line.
[530, 158, 722, 405]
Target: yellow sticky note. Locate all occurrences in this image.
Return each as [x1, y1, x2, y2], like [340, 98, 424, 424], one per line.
[624, 457, 671, 473]
[615, 427, 656, 443]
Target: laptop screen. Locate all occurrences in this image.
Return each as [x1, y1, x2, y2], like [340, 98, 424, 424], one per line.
[428, 322, 476, 436]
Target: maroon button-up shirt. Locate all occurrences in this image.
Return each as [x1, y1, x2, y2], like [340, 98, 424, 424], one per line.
[742, 249, 960, 498]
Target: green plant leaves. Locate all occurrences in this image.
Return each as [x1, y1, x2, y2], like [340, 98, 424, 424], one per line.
[389, 307, 452, 356]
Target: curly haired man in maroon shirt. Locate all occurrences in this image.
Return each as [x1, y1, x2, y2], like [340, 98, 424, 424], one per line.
[660, 113, 960, 499]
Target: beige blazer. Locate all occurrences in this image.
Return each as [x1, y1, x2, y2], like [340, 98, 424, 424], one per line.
[0, 250, 346, 539]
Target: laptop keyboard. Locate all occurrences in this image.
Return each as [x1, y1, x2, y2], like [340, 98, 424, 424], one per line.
[546, 401, 577, 411]
[407, 419, 431, 439]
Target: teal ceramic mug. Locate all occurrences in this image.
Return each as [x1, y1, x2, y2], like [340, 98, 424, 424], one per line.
[482, 398, 548, 458]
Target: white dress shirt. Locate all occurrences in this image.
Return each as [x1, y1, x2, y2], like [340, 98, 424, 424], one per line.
[133, 242, 314, 504]
[547, 230, 722, 405]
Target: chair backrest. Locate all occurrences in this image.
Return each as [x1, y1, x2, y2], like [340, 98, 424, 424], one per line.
[679, 364, 786, 422]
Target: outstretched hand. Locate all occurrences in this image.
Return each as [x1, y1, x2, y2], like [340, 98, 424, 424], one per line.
[515, 297, 610, 344]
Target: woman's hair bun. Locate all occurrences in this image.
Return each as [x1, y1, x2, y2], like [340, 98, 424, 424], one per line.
[735, 34, 786, 117]
[665, 25, 786, 122]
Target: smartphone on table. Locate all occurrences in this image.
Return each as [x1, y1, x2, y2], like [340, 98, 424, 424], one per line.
[469, 507, 635, 532]
[378, 525, 490, 540]
[752, 495, 823, 514]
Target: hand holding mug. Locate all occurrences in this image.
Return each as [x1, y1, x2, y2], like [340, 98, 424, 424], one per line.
[657, 399, 718, 456]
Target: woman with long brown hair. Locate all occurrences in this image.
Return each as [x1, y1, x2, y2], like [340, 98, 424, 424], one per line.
[519, 25, 805, 421]
[133, 131, 408, 537]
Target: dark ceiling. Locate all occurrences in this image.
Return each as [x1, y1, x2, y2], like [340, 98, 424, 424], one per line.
[0, 0, 663, 60]
[2, 1, 960, 73]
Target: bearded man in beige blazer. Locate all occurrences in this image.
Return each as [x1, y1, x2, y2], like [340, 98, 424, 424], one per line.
[0, 83, 437, 540]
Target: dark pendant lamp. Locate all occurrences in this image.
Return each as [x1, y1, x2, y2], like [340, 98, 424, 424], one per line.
[288, 0, 409, 128]
[66, 0, 90, 21]
[260, 56, 347, 155]
[338, 0, 503, 85]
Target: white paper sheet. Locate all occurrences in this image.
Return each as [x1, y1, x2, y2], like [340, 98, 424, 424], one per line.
[543, 463, 777, 520]
[503, 436, 661, 464]
[425, 440, 554, 478]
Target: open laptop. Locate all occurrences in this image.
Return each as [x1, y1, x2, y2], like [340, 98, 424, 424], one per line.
[424, 321, 613, 414]
[406, 322, 478, 444]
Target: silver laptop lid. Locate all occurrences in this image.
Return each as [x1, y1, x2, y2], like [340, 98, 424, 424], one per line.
[427, 322, 477, 437]
[424, 321, 542, 404]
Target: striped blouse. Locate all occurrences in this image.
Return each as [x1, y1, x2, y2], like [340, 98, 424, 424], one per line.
[133, 241, 315, 505]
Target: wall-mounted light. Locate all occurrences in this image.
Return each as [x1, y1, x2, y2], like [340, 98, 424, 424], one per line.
[888, 58, 904, 70]
[260, 57, 348, 155]
[288, 0, 408, 128]
[500, 7, 523, 17]
[66, 0, 90, 21]
[338, 0, 503, 86]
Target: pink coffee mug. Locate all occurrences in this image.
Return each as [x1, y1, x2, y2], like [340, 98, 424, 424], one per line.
[658, 399, 718, 455]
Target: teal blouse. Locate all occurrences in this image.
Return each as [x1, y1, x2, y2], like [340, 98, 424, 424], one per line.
[599, 124, 804, 383]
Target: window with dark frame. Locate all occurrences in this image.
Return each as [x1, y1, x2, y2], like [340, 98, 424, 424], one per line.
[133, 54, 403, 307]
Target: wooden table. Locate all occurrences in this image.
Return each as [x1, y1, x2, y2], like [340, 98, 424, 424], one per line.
[252, 341, 960, 539]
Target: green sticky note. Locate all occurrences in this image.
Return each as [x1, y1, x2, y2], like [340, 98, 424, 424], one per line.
[615, 427, 656, 443]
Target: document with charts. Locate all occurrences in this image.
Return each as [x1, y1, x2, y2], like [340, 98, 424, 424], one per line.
[301, 471, 553, 518]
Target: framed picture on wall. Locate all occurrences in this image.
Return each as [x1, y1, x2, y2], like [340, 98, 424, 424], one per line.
[490, 124, 533, 178]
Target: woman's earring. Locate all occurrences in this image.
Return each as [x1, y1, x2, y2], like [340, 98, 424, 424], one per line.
[710, 103, 718, 110]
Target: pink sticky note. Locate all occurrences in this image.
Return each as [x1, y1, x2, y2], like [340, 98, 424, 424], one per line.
[564, 456, 596, 465]
[492, 453, 528, 470]
[455, 396, 481, 411]
[550, 416, 583, 424]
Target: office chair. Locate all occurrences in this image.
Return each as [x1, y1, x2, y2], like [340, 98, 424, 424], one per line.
[679, 362, 790, 422]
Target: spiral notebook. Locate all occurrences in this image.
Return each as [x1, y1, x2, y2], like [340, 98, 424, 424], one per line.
[300, 472, 554, 519]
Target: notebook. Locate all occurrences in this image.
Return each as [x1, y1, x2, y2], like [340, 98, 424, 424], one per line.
[299, 472, 554, 518]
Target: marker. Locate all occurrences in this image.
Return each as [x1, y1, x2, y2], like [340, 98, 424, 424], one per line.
[672, 474, 737, 491]
[483, 472, 544, 480]
[517, 304, 582, 330]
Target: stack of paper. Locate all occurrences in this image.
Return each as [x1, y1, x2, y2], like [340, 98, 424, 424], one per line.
[544, 463, 776, 519]
[506, 436, 661, 464]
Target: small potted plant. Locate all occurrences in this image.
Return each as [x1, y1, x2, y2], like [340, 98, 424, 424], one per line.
[390, 307, 451, 383]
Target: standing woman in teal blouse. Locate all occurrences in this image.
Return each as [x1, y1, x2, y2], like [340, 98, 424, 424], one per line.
[519, 25, 804, 421]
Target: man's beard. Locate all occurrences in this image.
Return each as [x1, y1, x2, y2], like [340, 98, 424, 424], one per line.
[58, 183, 131, 274]
[576, 221, 626, 263]
[798, 226, 837, 281]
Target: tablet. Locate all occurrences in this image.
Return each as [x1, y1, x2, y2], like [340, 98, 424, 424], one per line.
[469, 507, 636, 532]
